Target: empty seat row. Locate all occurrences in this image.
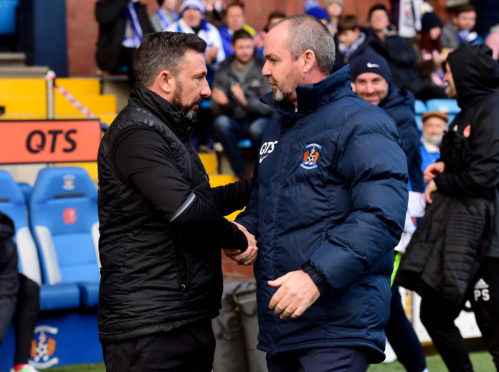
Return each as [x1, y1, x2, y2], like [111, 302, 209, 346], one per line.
[0, 167, 100, 311]
[414, 98, 461, 129]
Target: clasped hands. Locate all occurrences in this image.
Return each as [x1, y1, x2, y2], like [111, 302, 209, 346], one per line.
[223, 222, 258, 265]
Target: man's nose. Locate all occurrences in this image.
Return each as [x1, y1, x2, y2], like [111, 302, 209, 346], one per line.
[201, 78, 211, 97]
[262, 61, 270, 77]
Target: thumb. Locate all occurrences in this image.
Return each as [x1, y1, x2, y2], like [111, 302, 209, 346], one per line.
[268, 273, 288, 287]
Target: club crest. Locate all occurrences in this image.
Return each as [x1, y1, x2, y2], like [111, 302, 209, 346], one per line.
[300, 143, 322, 169]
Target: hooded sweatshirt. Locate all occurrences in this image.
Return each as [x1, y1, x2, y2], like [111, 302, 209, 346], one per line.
[436, 44, 499, 257]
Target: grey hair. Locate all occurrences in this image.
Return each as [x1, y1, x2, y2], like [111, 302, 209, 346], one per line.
[276, 15, 336, 75]
[133, 31, 207, 87]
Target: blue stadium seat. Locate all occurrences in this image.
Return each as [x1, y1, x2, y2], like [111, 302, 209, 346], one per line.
[0, 0, 18, 35]
[414, 100, 427, 114]
[29, 167, 100, 308]
[0, 170, 80, 311]
[17, 182, 32, 203]
[426, 99, 460, 114]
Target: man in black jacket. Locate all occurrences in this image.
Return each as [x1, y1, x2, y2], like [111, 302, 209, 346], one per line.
[423, 43, 499, 371]
[95, 0, 155, 83]
[97, 31, 257, 371]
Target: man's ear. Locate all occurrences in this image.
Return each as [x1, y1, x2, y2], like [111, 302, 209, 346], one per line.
[157, 70, 174, 94]
[351, 81, 356, 93]
[301, 49, 316, 73]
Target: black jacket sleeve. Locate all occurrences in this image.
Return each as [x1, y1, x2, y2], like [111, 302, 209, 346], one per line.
[95, 0, 129, 25]
[435, 107, 499, 198]
[113, 128, 248, 251]
[0, 213, 19, 342]
[212, 177, 253, 216]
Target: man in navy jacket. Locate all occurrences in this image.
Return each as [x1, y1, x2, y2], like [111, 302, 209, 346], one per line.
[236, 15, 408, 371]
[350, 48, 424, 192]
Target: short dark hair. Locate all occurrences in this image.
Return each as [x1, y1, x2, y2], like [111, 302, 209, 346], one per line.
[264, 10, 286, 32]
[455, 4, 476, 16]
[368, 4, 389, 22]
[276, 15, 336, 75]
[222, 3, 244, 18]
[232, 29, 253, 45]
[338, 15, 359, 34]
[133, 32, 207, 87]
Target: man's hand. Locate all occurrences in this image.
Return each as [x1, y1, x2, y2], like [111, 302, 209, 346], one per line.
[212, 87, 229, 105]
[425, 179, 438, 204]
[424, 161, 445, 183]
[205, 45, 219, 64]
[224, 222, 258, 265]
[230, 83, 247, 107]
[268, 270, 320, 319]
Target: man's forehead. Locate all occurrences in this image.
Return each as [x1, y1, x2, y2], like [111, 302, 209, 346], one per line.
[355, 72, 385, 82]
[264, 26, 289, 56]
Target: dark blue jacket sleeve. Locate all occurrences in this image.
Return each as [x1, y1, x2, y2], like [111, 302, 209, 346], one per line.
[308, 115, 408, 290]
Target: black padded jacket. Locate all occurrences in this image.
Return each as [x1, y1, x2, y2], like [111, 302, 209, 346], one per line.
[97, 84, 251, 343]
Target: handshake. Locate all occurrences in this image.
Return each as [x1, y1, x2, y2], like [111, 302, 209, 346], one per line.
[223, 222, 258, 266]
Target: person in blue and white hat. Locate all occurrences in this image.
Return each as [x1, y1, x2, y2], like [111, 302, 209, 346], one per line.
[167, 0, 225, 79]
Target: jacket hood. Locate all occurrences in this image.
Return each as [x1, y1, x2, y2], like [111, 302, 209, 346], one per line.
[380, 82, 415, 111]
[128, 84, 193, 141]
[261, 65, 355, 116]
[447, 44, 499, 108]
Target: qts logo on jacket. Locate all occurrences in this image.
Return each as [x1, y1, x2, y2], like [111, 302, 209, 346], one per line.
[300, 144, 322, 169]
[259, 141, 278, 163]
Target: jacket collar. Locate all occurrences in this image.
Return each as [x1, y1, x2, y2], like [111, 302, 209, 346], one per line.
[128, 84, 192, 141]
[261, 65, 355, 117]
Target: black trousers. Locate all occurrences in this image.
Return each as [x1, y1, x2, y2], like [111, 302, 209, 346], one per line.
[385, 285, 426, 372]
[266, 347, 369, 372]
[420, 257, 499, 371]
[102, 319, 215, 372]
[13, 274, 40, 365]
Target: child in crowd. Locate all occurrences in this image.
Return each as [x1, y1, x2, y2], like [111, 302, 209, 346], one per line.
[336, 15, 368, 63]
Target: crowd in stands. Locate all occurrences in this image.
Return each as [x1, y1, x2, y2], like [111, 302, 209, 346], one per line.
[1, 0, 498, 371]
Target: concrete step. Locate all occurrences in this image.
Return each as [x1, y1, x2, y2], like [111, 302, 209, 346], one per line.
[0, 65, 49, 78]
[0, 52, 26, 66]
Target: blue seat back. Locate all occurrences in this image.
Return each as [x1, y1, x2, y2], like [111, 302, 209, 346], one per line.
[0, 170, 42, 285]
[414, 100, 427, 115]
[425, 99, 460, 115]
[29, 167, 100, 285]
[0, 0, 19, 35]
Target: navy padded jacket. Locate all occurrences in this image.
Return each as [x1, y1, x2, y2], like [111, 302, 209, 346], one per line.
[236, 65, 408, 362]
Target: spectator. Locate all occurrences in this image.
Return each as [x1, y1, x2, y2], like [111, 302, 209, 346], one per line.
[150, 0, 178, 31]
[212, 30, 274, 179]
[366, 4, 425, 97]
[203, 0, 225, 29]
[305, 6, 330, 26]
[350, 51, 427, 372]
[389, 0, 424, 38]
[236, 15, 408, 371]
[414, 12, 449, 89]
[350, 49, 424, 192]
[324, 0, 344, 34]
[469, 0, 499, 38]
[254, 10, 287, 57]
[97, 31, 257, 371]
[442, 4, 483, 49]
[0, 212, 39, 372]
[167, 0, 225, 83]
[95, 0, 155, 83]
[219, 3, 257, 58]
[398, 43, 499, 372]
[336, 14, 369, 64]
[420, 110, 448, 178]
